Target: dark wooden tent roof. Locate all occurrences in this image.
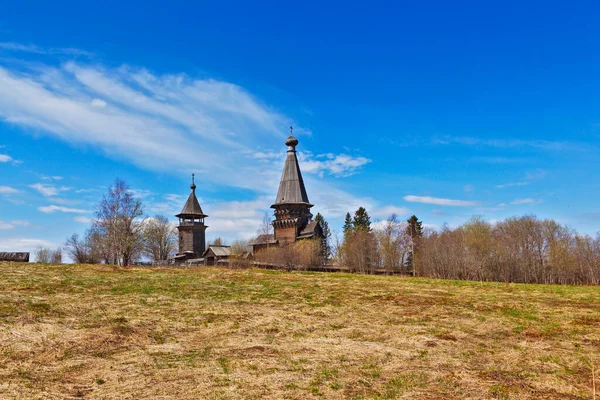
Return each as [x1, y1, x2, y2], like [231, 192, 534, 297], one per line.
[271, 133, 313, 208]
[176, 176, 208, 218]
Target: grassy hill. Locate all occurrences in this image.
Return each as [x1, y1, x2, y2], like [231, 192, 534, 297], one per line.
[0, 263, 598, 399]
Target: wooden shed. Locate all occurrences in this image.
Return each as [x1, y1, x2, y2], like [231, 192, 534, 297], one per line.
[203, 245, 231, 266]
[0, 252, 30, 262]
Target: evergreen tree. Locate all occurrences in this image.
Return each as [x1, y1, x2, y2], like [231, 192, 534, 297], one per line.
[405, 215, 423, 273]
[314, 213, 331, 240]
[406, 215, 423, 239]
[343, 212, 353, 240]
[314, 212, 331, 261]
[352, 207, 372, 232]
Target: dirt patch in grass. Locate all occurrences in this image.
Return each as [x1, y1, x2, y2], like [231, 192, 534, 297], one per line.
[0, 262, 598, 399]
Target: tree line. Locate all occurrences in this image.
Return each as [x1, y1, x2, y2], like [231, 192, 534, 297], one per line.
[328, 208, 600, 285]
[418, 215, 600, 285]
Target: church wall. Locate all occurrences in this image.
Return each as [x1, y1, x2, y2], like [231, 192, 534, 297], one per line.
[275, 226, 297, 245]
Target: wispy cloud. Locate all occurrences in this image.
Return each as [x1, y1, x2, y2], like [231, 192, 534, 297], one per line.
[0, 186, 19, 194]
[370, 205, 411, 218]
[403, 195, 478, 207]
[301, 153, 371, 177]
[0, 153, 22, 164]
[432, 136, 590, 152]
[510, 198, 541, 205]
[0, 59, 306, 192]
[250, 150, 370, 177]
[38, 205, 87, 213]
[0, 221, 14, 230]
[0, 42, 93, 57]
[0, 238, 56, 253]
[497, 169, 547, 189]
[29, 183, 70, 197]
[0, 220, 33, 230]
[73, 216, 93, 224]
[469, 156, 528, 164]
[40, 175, 63, 181]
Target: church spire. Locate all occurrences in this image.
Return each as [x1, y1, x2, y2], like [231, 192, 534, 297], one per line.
[272, 126, 312, 207]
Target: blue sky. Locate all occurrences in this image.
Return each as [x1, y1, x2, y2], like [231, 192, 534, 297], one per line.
[1, 1, 600, 255]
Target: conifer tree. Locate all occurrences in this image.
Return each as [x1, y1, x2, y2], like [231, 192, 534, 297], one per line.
[405, 215, 423, 274]
[406, 215, 423, 239]
[314, 212, 331, 261]
[352, 207, 372, 232]
[343, 212, 353, 240]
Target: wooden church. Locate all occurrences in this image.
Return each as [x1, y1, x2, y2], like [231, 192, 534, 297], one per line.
[173, 127, 323, 263]
[252, 128, 323, 253]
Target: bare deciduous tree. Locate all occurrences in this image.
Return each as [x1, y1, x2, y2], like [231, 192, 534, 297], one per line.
[143, 215, 176, 262]
[51, 248, 62, 264]
[94, 179, 145, 266]
[376, 214, 410, 274]
[416, 215, 600, 285]
[34, 246, 62, 264]
[35, 246, 51, 263]
[211, 237, 225, 246]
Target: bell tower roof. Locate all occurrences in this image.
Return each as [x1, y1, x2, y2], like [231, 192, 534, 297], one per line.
[176, 174, 208, 218]
[271, 126, 313, 208]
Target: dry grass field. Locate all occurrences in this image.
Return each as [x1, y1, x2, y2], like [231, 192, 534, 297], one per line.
[0, 262, 598, 399]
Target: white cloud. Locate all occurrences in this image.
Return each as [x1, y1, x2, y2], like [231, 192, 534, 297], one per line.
[0, 60, 301, 192]
[0, 42, 93, 57]
[496, 181, 530, 189]
[40, 175, 63, 181]
[249, 149, 370, 178]
[252, 151, 282, 161]
[11, 220, 32, 227]
[403, 195, 478, 207]
[463, 184, 474, 192]
[0, 153, 21, 164]
[0, 221, 14, 230]
[73, 216, 93, 224]
[307, 179, 375, 219]
[129, 188, 153, 198]
[423, 223, 440, 231]
[38, 205, 87, 213]
[497, 169, 547, 189]
[90, 98, 107, 108]
[370, 205, 411, 219]
[510, 198, 540, 205]
[150, 193, 186, 215]
[0, 237, 55, 253]
[300, 153, 371, 177]
[29, 183, 70, 197]
[0, 186, 19, 194]
[432, 136, 589, 152]
[155, 197, 272, 241]
[206, 198, 269, 239]
[0, 220, 34, 230]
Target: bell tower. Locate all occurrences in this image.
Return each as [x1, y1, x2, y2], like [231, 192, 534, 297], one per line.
[175, 174, 208, 258]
